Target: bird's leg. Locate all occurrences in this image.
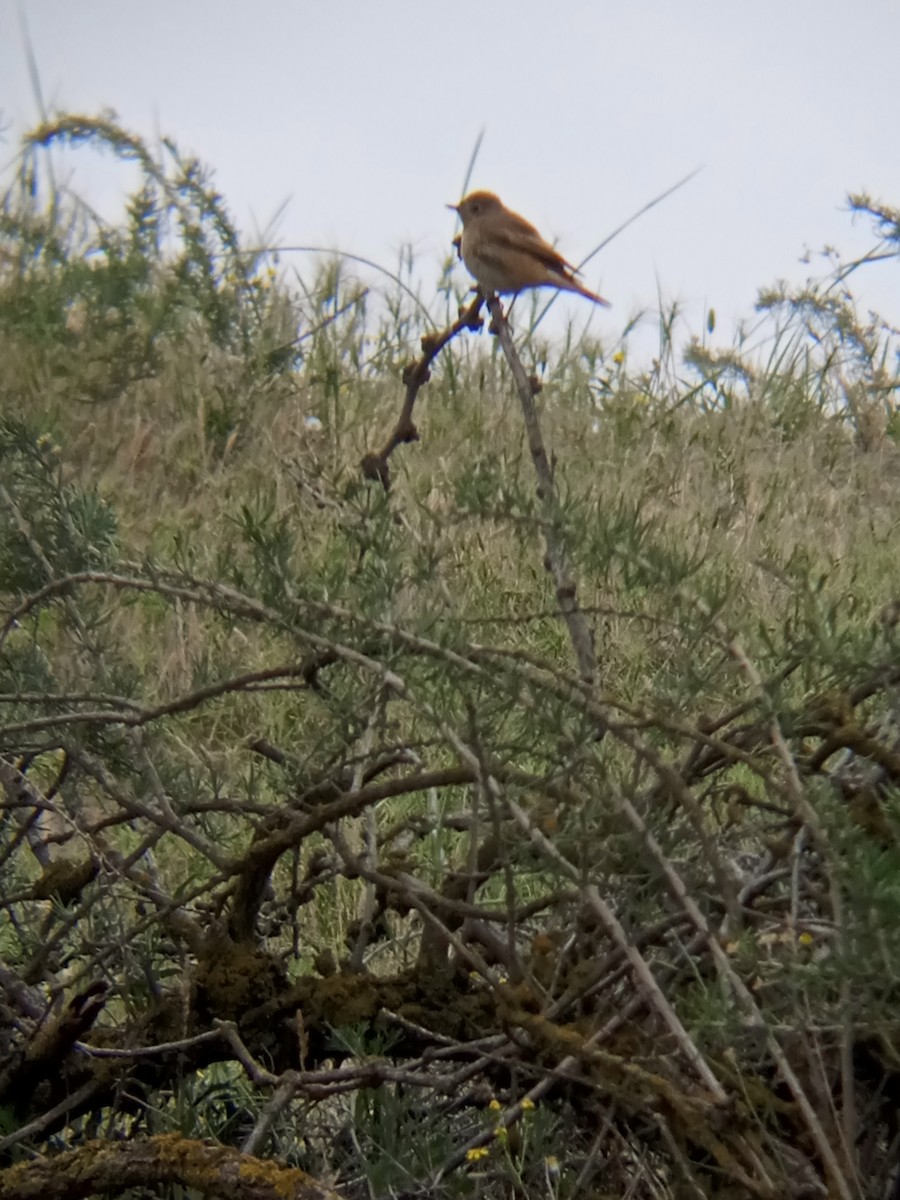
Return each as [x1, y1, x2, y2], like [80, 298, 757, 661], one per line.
[485, 290, 506, 334]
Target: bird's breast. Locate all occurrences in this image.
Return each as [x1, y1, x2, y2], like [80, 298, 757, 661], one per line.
[461, 226, 514, 294]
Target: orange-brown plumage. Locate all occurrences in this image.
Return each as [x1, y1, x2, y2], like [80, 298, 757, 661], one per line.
[449, 190, 610, 306]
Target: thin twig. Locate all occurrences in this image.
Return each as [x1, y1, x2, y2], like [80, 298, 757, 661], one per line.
[241, 1074, 300, 1157]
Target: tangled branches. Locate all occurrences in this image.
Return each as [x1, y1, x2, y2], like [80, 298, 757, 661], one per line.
[1, 562, 900, 1197]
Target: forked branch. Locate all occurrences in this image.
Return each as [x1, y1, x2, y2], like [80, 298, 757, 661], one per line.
[362, 288, 598, 684]
[360, 291, 485, 488]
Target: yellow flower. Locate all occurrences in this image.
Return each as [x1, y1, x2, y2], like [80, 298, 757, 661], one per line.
[494, 1126, 508, 1142]
[612, 350, 625, 365]
[466, 1147, 489, 1162]
[545, 1155, 560, 1177]
[488, 1098, 501, 1111]
[521, 1097, 535, 1111]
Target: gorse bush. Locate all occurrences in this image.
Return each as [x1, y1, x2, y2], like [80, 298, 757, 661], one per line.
[0, 416, 118, 593]
[1, 112, 899, 1200]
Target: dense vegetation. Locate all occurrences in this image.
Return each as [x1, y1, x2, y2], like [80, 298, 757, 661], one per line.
[1, 113, 899, 1200]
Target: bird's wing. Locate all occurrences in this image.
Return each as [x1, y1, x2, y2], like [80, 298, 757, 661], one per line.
[493, 212, 582, 279]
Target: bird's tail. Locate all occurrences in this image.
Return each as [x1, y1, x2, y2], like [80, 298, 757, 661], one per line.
[563, 276, 611, 307]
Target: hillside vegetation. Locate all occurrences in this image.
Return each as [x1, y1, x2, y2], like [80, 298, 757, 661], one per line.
[1, 114, 899, 1200]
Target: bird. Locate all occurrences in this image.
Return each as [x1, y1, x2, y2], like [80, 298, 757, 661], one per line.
[448, 190, 610, 307]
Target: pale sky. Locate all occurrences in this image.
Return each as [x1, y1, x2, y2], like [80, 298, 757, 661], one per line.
[2, 1, 899, 354]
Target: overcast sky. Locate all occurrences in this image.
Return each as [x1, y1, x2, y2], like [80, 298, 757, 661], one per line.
[2, 1, 899, 354]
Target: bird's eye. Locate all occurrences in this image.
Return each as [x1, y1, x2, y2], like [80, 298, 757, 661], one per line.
[471, 203, 480, 215]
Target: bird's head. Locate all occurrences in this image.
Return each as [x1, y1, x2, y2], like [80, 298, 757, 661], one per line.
[448, 191, 503, 227]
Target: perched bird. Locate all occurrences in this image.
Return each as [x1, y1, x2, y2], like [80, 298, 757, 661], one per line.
[449, 190, 610, 306]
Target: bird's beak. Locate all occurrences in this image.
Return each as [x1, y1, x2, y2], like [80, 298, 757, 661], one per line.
[446, 203, 459, 213]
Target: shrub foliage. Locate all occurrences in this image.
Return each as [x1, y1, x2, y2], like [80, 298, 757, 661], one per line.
[1, 114, 900, 1200]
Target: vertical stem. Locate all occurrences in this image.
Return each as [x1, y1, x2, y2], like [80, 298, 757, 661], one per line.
[487, 294, 598, 685]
